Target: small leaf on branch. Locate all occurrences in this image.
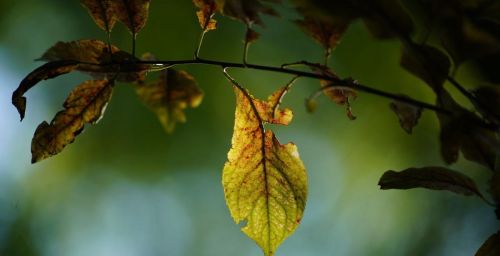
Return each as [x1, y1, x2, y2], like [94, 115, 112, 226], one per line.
[389, 95, 423, 134]
[295, 15, 349, 53]
[400, 44, 451, 90]
[134, 69, 203, 133]
[12, 60, 80, 121]
[475, 231, 500, 256]
[218, 0, 280, 27]
[378, 167, 485, 198]
[245, 27, 260, 44]
[112, 0, 151, 35]
[223, 84, 307, 256]
[81, 0, 117, 33]
[193, 0, 218, 31]
[31, 79, 114, 163]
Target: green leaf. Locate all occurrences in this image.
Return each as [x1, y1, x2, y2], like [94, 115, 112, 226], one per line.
[389, 95, 423, 134]
[31, 79, 114, 163]
[476, 231, 500, 256]
[12, 60, 80, 121]
[134, 69, 204, 133]
[378, 166, 485, 198]
[223, 85, 307, 256]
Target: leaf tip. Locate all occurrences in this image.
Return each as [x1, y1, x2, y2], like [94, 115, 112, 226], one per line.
[12, 94, 26, 121]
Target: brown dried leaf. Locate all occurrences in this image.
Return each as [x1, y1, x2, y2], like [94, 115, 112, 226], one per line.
[401, 44, 451, 90]
[295, 15, 350, 51]
[378, 166, 485, 198]
[112, 0, 151, 35]
[81, 0, 117, 33]
[134, 69, 204, 133]
[12, 60, 80, 121]
[475, 231, 500, 256]
[194, 0, 218, 31]
[390, 96, 423, 134]
[217, 0, 280, 26]
[31, 79, 114, 163]
[245, 28, 260, 44]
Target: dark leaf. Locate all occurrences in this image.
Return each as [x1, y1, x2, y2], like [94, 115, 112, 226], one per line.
[245, 28, 260, 44]
[134, 69, 203, 133]
[400, 43, 451, 90]
[378, 166, 485, 198]
[81, 0, 117, 33]
[437, 90, 499, 169]
[295, 15, 350, 52]
[31, 79, 114, 163]
[39, 40, 150, 82]
[490, 172, 500, 216]
[12, 60, 80, 121]
[361, 0, 414, 39]
[218, 0, 280, 27]
[473, 86, 500, 123]
[112, 0, 151, 35]
[475, 231, 500, 256]
[390, 95, 423, 134]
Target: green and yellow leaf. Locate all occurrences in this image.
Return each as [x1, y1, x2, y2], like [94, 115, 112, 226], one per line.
[134, 69, 203, 133]
[223, 85, 307, 256]
[31, 79, 114, 163]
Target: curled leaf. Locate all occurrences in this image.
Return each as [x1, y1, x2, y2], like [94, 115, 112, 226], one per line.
[475, 231, 500, 256]
[389, 95, 423, 134]
[31, 79, 114, 163]
[223, 85, 307, 256]
[134, 69, 204, 133]
[193, 0, 218, 31]
[12, 60, 80, 121]
[378, 167, 485, 198]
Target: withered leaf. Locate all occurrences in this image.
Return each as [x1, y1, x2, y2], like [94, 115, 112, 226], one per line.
[217, 0, 280, 27]
[134, 69, 203, 133]
[12, 60, 80, 121]
[476, 231, 500, 256]
[112, 0, 151, 35]
[39, 40, 149, 82]
[295, 15, 350, 52]
[31, 79, 114, 163]
[378, 167, 485, 198]
[81, 0, 117, 33]
[193, 0, 218, 31]
[390, 95, 423, 134]
[400, 43, 451, 90]
[223, 84, 307, 256]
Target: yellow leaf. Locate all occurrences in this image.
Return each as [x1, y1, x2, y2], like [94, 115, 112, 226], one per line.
[32, 80, 114, 163]
[223, 85, 307, 256]
[134, 69, 203, 133]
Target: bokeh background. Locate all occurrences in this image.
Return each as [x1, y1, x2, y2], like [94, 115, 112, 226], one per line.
[0, 1, 498, 255]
